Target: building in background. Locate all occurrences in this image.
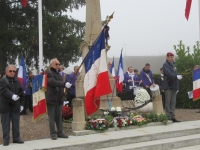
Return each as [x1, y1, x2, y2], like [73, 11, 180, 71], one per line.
[108, 55, 171, 74]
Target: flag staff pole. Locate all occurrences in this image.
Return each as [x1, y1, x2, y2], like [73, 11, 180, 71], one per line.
[38, 0, 43, 72]
[62, 12, 115, 98]
[198, 0, 200, 41]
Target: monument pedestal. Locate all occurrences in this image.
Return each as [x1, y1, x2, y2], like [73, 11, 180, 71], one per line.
[152, 94, 164, 114]
[72, 98, 86, 131]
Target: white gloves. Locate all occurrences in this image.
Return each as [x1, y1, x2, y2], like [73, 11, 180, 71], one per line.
[177, 75, 183, 80]
[65, 82, 72, 88]
[20, 106, 24, 112]
[12, 95, 20, 101]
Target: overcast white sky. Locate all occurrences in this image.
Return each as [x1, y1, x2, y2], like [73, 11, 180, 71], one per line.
[67, 0, 199, 70]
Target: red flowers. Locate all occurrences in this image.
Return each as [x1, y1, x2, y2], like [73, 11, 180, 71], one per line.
[62, 106, 73, 120]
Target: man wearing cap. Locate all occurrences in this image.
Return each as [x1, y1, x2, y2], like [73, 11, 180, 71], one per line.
[163, 52, 182, 122]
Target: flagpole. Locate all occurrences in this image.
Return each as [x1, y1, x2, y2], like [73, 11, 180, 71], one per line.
[199, 0, 200, 41]
[38, 0, 43, 72]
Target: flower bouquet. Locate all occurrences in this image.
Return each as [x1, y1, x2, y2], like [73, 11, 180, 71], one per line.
[85, 119, 109, 131]
[112, 116, 132, 127]
[62, 106, 73, 121]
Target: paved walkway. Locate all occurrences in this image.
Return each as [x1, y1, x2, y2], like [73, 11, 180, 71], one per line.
[0, 120, 200, 150]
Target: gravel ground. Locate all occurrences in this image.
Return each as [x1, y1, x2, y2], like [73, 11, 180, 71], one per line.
[0, 109, 200, 144]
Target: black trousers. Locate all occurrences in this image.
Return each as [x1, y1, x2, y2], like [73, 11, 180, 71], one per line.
[68, 94, 75, 107]
[47, 103, 63, 137]
[126, 90, 134, 100]
[161, 92, 165, 109]
[1, 112, 20, 143]
[145, 88, 152, 98]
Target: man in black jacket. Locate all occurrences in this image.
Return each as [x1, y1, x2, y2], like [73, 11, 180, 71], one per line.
[0, 65, 25, 146]
[163, 52, 183, 122]
[46, 58, 72, 140]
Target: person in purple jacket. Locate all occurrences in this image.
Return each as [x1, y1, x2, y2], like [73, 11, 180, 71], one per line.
[66, 66, 80, 107]
[133, 69, 142, 87]
[140, 63, 156, 98]
[123, 66, 135, 100]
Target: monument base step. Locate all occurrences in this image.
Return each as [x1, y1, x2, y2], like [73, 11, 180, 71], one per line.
[95, 134, 200, 150]
[172, 144, 200, 150]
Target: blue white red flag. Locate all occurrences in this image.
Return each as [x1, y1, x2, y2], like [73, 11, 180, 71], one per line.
[32, 75, 47, 121]
[193, 68, 200, 101]
[84, 29, 112, 116]
[110, 58, 115, 78]
[116, 52, 124, 93]
[17, 57, 27, 89]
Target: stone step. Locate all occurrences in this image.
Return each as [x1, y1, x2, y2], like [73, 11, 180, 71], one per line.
[172, 145, 200, 150]
[95, 134, 200, 150]
[1, 120, 200, 150]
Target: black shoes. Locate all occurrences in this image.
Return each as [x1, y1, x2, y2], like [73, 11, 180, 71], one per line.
[20, 112, 28, 115]
[172, 118, 181, 123]
[13, 140, 24, 144]
[51, 136, 57, 140]
[57, 134, 69, 138]
[3, 142, 9, 146]
[51, 134, 68, 140]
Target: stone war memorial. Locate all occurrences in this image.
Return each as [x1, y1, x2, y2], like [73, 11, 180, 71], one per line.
[72, 0, 165, 134]
[1, 0, 200, 150]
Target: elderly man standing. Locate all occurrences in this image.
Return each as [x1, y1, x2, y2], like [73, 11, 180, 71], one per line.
[0, 65, 25, 146]
[163, 52, 182, 122]
[46, 58, 72, 140]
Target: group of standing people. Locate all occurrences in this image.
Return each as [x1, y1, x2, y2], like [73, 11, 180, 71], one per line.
[115, 52, 183, 123]
[0, 58, 79, 146]
[123, 63, 156, 100]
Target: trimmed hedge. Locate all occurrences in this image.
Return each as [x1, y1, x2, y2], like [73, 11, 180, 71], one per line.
[120, 74, 200, 109]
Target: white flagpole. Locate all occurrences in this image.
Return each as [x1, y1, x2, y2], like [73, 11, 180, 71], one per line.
[38, 0, 43, 72]
[198, 0, 200, 41]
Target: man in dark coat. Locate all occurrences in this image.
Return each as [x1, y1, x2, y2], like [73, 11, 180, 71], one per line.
[163, 52, 182, 122]
[140, 63, 156, 98]
[158, 68, 165, 109]
[46, 58, 72, 140]
[0, 65, 25, 146]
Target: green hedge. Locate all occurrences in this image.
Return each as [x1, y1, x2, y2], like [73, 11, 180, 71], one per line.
[120, 74, 199, 109]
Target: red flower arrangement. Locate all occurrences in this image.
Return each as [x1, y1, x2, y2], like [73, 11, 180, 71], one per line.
[62, 106, 73, 120]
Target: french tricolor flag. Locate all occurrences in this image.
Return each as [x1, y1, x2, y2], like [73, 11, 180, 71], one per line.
[84, 29, 112, 116]
[17, 57, 27, 89]
[116, 52, 124, 93]
[110, 58, 115, 78]
[193, 68, 200, 101]
[32, 75, 47, 121]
